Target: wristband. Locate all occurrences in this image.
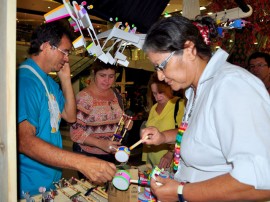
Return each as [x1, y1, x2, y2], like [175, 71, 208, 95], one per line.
[177, 183, 185, 202]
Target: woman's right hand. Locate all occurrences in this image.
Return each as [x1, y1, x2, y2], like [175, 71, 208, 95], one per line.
[100, 139, 121, 153]
[140, 126, 166, 146]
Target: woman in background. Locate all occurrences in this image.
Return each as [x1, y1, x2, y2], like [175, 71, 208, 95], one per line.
[142, 72, 185, 169]
[70, 60, 123, 178]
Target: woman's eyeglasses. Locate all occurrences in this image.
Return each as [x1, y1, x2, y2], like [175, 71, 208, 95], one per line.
[154, 51, 175, 71]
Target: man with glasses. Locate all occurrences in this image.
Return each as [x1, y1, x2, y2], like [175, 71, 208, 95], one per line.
[248, 52, 270, 94]
[17, 20, 116, 198]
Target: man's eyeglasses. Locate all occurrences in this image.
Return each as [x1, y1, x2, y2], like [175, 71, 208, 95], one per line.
[154, 51, 175, 71]
[249, 63, 268, 69]
[52, 45, 71, 57]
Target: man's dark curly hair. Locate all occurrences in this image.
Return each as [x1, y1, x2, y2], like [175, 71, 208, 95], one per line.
[28, 20, 74, 55]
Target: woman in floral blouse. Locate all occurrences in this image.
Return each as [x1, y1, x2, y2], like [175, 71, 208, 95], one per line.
[70, 60, 124, 178]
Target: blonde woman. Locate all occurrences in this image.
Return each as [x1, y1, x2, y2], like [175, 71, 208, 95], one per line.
[142, 72, 185, 169]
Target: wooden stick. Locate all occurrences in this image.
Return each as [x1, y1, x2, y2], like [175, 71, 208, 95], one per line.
[73, 178, 108, 199]
[74, 178, 91, 189]
[95, 187, 108, 199]
[119, 117, 132, 143]
[54, 183, 72, 198]
[129, 135, 149, 151]
[68, 178, 105, 202]
[130, 179, 150, 185]
[67, 185, 92, 201]
[112, 114, 124, 141]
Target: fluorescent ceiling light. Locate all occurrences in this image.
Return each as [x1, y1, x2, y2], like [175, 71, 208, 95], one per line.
[49, 72, 73, 77]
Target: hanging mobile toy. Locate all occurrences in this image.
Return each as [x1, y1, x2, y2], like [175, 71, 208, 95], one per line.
[229, 19, 250, 29]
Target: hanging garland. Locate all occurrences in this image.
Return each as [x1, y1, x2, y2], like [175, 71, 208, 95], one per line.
[206, 0, 270, 66]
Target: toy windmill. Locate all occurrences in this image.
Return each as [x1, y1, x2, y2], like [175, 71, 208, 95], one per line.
[112, 114, 132, 142]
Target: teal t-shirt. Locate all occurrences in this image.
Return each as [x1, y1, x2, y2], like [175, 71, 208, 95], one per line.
[17, 58, 65, 198]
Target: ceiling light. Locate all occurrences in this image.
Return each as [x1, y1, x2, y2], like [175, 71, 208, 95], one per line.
[49, 72, 57, 75]
[48, 6, 51, 9]
[207, 12, 213, 15]
[164, 12, 171, 18]
[49, 72, 73, 77]
[200, 6, 206, 10]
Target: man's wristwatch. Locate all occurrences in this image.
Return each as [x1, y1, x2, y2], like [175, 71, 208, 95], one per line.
[177, 183, 185, 202]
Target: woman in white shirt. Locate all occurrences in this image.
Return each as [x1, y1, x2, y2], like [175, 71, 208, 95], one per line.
[141, 15, 270, 202]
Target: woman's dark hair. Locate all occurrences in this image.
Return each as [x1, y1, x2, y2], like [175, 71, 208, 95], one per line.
[248, 52, 270, 67]
[91, 59, 118, 75]
[143, 15, 214, 60]
[28, 20, 74, 55]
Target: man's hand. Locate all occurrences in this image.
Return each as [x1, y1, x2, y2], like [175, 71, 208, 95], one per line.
[57, 62, 71, 81]
[79, 156, 117, 185]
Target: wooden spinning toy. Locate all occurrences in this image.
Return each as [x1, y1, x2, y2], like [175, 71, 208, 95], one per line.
[114, 135, 149, 163]
[111, 113, 132, 142]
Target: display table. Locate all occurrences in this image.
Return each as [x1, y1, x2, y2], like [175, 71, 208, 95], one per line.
[20, 178, 108, 202]
[19, 165, 163, 202]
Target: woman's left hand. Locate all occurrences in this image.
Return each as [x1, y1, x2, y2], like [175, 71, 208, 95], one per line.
[150, 176, 179, 202]
[159, 151, 173, 169]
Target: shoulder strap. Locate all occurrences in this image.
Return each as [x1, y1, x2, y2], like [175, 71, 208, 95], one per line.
[112, 88, 124, 110]
[20, 65, 50, 97]
[174, 98, 181, 128]
[20, 64, 61, 132]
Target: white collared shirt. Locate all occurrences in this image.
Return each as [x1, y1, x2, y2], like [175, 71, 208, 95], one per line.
[175, 49, 270, 189]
